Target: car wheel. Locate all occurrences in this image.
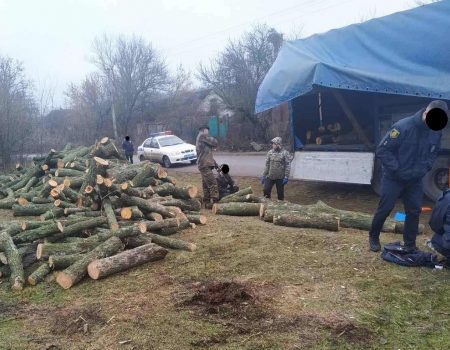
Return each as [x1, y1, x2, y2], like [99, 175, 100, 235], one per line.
[423, 157, 448, 201]
[139, 155, 145, 162]
[162, 156, 172, 168]
[190, 159, 197, 165]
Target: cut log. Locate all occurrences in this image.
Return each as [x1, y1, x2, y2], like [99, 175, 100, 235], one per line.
[17, 197, 29, 206]
[64, 207, 87, 215]
[120, 206, 144, 220]
[56, 236, 123, 289]
[40, 208, 65, 221]
[32, 197, 53, 204]
[138, 218, 180, 233]
[131, 162, 166, 187]
[273, 213, 340, 231]
[120, 194, 175, 218]
[120, 183, 143, 197]
[12, 203, 55, 216]
[161, 176, 177, 186]
[102, 198, 119, 231]
[13, 221, 64, 244]
[186, 214, 207, 225]
[54, 169, 85, 178]
[146, 233, 196, 252]
[87, 243, 167, 280]
[27, 263, 51, 286]
[54, 200, 77, 209]
[49, 254, 84, 270]
[55, 217, 108, 239]
[212, 203, 262, 216]
[219, 187, 253, 203]
[0, 231, 24, 290]
[145, 212, 163, 222]
[160, 198, 201, 212]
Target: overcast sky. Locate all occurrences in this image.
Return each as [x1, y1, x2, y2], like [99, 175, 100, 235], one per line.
[0, 0, 417, 107]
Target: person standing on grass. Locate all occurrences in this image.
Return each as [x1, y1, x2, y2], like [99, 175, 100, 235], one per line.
[260, 137, 291, 201]
[122, 136, 134, 164]
[368, 100, 448, 253]
[196, 126, 219, 208]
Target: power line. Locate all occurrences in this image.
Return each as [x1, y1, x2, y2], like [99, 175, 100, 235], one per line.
[165, 0, 328, 53]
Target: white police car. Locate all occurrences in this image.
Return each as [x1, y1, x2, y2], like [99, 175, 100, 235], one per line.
[137, 131, 197, 168]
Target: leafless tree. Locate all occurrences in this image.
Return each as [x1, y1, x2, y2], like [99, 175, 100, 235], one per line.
[92, 34, 170, 136]
[0, 56, 36, 167]
[198, 24, 283, 141]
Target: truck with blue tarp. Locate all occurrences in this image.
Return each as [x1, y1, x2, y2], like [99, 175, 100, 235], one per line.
[255, 1, 450, 200]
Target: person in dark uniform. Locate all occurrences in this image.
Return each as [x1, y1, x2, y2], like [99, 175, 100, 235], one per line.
[196, 126, 219, 207]
[122, 136, 134, 163]
[428, 190, 450, 259]
[369, 100, 448, 252]
[216, 164, 239, 199]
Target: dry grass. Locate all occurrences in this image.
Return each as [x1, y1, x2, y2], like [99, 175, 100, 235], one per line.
[0, 172, 449, 349]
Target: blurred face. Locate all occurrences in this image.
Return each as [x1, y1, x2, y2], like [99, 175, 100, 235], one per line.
[203, 128, 209, 135]
[272, 143, 279, 150]
[423, 108, 448, 131]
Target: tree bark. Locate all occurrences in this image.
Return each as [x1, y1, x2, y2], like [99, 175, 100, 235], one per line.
[13, 203, 55, 216]
[27, 263, 51, 286]
[186, 214, 207, 225]
[273, 212, 340, 231]
[120, 206, 144, 220]
[160, 198, 201, 212]
[212, 203, 263, 216]
[102, 198, 119, 232]
[138, 218, 180, 233]
[0, 231, 24, 290]
[219, 187, 253, 203]
[54, 169, 85, 178]
[48, 253, 84, 270]
[56, 236, 123, 289]
[40, 208, 65, 221]
[87, 243, 167, 280]
[120, 194, 175, 218]
[13, 221, 63, 244]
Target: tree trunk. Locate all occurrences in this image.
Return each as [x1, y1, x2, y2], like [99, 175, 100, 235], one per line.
[186, 214, 207, 225]
[138, 218, 180, 233]
[273, 212, 340, 231]
[219, 187, 253, 203]
[131, 162, 166, 187]
[102, 198, 119, 231]
[27, 263, 51, 286]
[212, 203, 263, 216]
[13, 203, 55, 216]
[153, 183, 198, 200]
[54, 169, 85, 178]
[160, 198, 201, 212]
[48, 253, 84, 270]
[145, 212, 163, 221]
[120, 206, 144, 220]
[120, 194, 175, 218]
[0, 231, 24, 290]
[40, 208, 65, 221]
[87, 243, 167, 280]
[13, 221, 63, 244]
[56, 236, 123, 289]
[50, 217, 108, 241]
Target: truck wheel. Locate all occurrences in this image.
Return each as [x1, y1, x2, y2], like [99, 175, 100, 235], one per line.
[139, 155, 145, 162]
[371, 159, 382, 196]
[423, 157, 448, 201]
[162, 156, 172, 168]
[190, 159, 197, 165]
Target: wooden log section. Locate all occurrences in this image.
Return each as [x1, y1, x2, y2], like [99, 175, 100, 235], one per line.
[64, 207, 87, 215]
[54, 169, 85, 178]
[138, 218, 180, 234]
[147, 233, 196, 252]
[212, 203, 263, 216]
[120, 194, 175, 218]
[87, 243, 168, 280]
[120, 182, 143, 197]
[17, 197, 29, 206]
[27, 263, 51, 286]
[0, 231, 24, 290]
[102, 198, 119, 232]
[219, 187, 253, 203]
[12, 203, 55, 216]
[145, 212, 163, 222]
[161, 176, 177, 186]
[120, 206, 144, 220]
[56, 217, 108, 239]
[160, 198, 201, 212]
[13, 221, 64, 244]
[32, 197, 54, 204]
[273, 213, 340, 231]
[54, 200, 77, 209]
[49, 254, 84, 270]
[131, 162, 167, 187]
[186, 214, 207, 225]
[153, 183, 198, 200]
[40, 208, 65, 221]
[56, 236, 124, 289]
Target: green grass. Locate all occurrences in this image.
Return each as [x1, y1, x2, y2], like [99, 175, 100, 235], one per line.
[0, 173, 449, 349]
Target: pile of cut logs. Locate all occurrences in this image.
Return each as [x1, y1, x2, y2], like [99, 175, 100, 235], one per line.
[0, 138, 204, 291]
[213, 188, 424, 234]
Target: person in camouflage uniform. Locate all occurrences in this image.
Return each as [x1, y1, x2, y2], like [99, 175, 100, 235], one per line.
[196, 126, 219, 206]
[216, 164, 239, 199]
[260, 137, 292, 200]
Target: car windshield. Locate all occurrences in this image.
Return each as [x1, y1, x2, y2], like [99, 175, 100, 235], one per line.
[158, 136, 184, 147]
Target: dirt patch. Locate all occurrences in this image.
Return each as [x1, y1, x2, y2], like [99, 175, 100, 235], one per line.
[50, 303, 106, 335]
[177, 279, 374, 348]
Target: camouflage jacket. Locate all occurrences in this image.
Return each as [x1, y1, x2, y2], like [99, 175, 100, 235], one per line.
[263, 149, 292, 180]
[196, 133, 218, 168]
[216, 173, 235, 192]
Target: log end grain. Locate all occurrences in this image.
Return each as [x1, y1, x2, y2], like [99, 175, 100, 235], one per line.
[17, 197, 29, 206]
[63, 177, 71, 187]
[187, 185, 198, 199]
[121, 207, 133, 220]
[93, 156, 109, 167]
[87, 261, 101, 280]
[56, 272, 76, 289]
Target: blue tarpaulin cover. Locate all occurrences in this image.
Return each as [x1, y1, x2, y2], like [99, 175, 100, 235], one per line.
[255, 1, 450, 113]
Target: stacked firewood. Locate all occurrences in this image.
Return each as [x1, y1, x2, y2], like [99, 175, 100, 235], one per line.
[213, 189, 423, 234]
[0, 138, 204, 291]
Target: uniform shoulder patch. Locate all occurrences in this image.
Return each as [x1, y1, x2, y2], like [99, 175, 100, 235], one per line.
[390, 128, 400, 138]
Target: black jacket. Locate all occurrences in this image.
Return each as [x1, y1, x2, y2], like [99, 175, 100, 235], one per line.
[430, 190, 450, 254]
[377, 109, 441, 181]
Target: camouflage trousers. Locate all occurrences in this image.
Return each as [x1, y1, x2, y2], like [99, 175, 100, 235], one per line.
[199, 166, 219, 202]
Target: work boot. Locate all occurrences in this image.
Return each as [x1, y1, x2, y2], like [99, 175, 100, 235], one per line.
[402, 244, 418, 253]
[369, 235, 381, 252]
